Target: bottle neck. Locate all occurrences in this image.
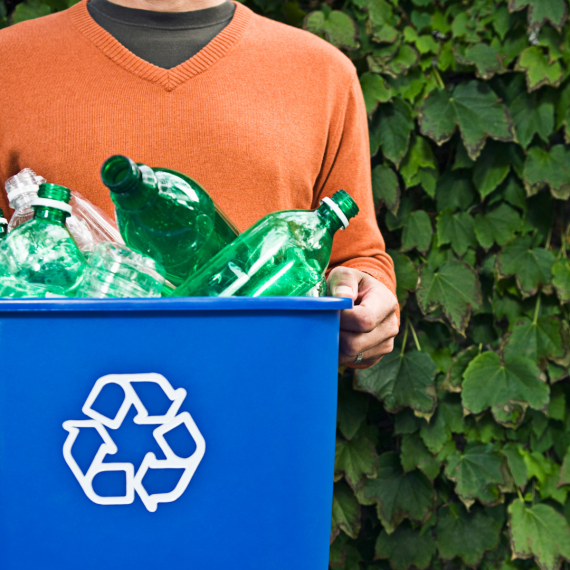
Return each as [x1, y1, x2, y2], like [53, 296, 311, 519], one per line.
[11, 191, 37, 211]
[33, 206, 69, 225]
[316, 202, 344, 234]
[109, 164, 159, 211]
[0, 223, 7, 237]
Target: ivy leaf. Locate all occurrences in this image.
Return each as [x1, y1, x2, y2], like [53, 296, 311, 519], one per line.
[539, 463, 569, 505]
[552, 259, 570, 304]
[335, 431, 379, 488]
[11, 0, 51, 24]
[419, 392, 465, 454]
[454, 43, 508, 80]
[360, 72, 392, 116]
[354, 350, 437, 419]
[418, 80, 516, 161]
[369, 97, 414, 166]
[462, 351, 550, 422]
[495, 235, 556, 298]
[515, 47, 564, 92]
[353, 0, 398, 44]
[388, 250, 418, 306]
[377, 45, 420, 78]
[372, 164, 400, 215]
[436, 504, 502, 566]
[502, 442, 529, 489]
[509, 85, 555, 149]
[508, 499, 570, 570]
[435, 171, 477, 213]
[444, 443, 507, 508]
[331, 481, 361, 540]
[441, 345, 480, 393]
[401, 210, 433, 254]
[337, 375, 368, 440]
[508, 0, 568, 31]
[559, 447, 570, 487]
[523, 145, 570, 200]
[375, 524, 436, 570]
[356, 451, 435, 533]
[304, 9, 359, 50]
[474, 203, 523, 250]
[472, 141, 515, 199]
[503, 316, 566, 366]
[401, 433, 441, 481]
[416, 259, 483, 335]
[436, 209, 477, 256]
[400, 136, 438, 196]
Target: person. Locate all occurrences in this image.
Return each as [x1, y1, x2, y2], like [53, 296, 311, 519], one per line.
[0, 0, 398, 367]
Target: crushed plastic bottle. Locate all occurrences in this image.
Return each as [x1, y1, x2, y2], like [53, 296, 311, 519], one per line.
[173, 190, 359, 298]
[0, 183, 87, 295]
[0, 275, 67, 298]
[76, 242, 165, 299]
[101, 155, 239, 286]
[5, 168, 122, 254]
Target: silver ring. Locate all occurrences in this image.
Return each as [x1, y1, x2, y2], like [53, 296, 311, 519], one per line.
[353, 352, 364, 364]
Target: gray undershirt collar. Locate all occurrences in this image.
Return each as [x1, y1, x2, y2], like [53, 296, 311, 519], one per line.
[87, 0, 235, 69]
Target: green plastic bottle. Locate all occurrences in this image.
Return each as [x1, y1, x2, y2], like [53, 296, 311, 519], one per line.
[0, 209, 7, 239]
[173, 190, 359, 298]
[0, 184, 87, 295]
[101, 155, 239, 286]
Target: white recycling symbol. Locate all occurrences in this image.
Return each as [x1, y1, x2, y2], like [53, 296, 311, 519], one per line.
[62, 373, 206, 512]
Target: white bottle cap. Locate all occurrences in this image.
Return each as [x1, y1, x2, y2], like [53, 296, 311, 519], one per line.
[31, 197, 73, 214]
[0, 218, 7, 225]
[7, 184, 39, 204]
[320, 197, 349, 230]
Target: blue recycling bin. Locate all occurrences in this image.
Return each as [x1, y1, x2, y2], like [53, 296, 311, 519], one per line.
[0, 296, 350, 570]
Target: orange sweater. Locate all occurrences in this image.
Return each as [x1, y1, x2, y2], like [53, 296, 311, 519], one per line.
[0, 0, 395, 295]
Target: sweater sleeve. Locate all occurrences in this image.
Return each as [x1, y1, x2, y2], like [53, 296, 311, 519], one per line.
[313, 71, 397, 300]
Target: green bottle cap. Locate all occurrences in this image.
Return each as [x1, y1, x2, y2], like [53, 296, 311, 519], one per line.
[33, 183, 73, 214]
[101, 155, 140, 194]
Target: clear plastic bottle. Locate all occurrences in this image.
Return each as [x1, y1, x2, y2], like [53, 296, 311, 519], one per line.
[5, 169, 46, 231]
[5, 168, 122, 254]
[0, 183, 87, 295]
[76, 242, 165, 299]
[173, 190, 359, 298]
[101, 155, 239, 286]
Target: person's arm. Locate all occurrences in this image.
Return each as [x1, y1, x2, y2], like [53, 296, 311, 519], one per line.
[313, 70, 399, 368]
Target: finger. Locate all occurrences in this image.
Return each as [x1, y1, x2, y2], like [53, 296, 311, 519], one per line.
[328, 266, 362, 301]
[340, 282, 398, 333]
[339, 313, 399, 357]
[339, 336, 395, 366]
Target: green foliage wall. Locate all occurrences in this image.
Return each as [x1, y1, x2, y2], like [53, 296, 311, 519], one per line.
[4, 0, 570, 568]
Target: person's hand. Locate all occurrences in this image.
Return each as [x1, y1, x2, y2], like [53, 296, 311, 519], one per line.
[328, 266, 399, 367]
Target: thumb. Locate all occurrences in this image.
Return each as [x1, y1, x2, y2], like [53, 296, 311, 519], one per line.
[328, 267, 360, 301]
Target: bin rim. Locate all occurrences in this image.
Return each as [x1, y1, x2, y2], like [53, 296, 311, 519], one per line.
[0, 296, 353, 313]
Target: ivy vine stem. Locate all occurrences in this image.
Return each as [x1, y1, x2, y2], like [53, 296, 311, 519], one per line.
[533, 293, 541, 325]
[409, 321, 422, 351]
[401, 318, 410, 357]
[432, 67, 445, 89]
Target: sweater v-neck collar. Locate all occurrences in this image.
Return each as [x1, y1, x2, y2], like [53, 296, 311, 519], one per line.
[69, 0, 252, 92]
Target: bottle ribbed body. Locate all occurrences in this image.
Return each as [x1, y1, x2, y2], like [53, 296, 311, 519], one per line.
[0, 184, 86, 295]
[174, 190, 359, 298]
[102, 156, 239, 286]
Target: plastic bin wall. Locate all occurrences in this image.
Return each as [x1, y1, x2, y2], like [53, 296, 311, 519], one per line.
[0, 297, 351, 570]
